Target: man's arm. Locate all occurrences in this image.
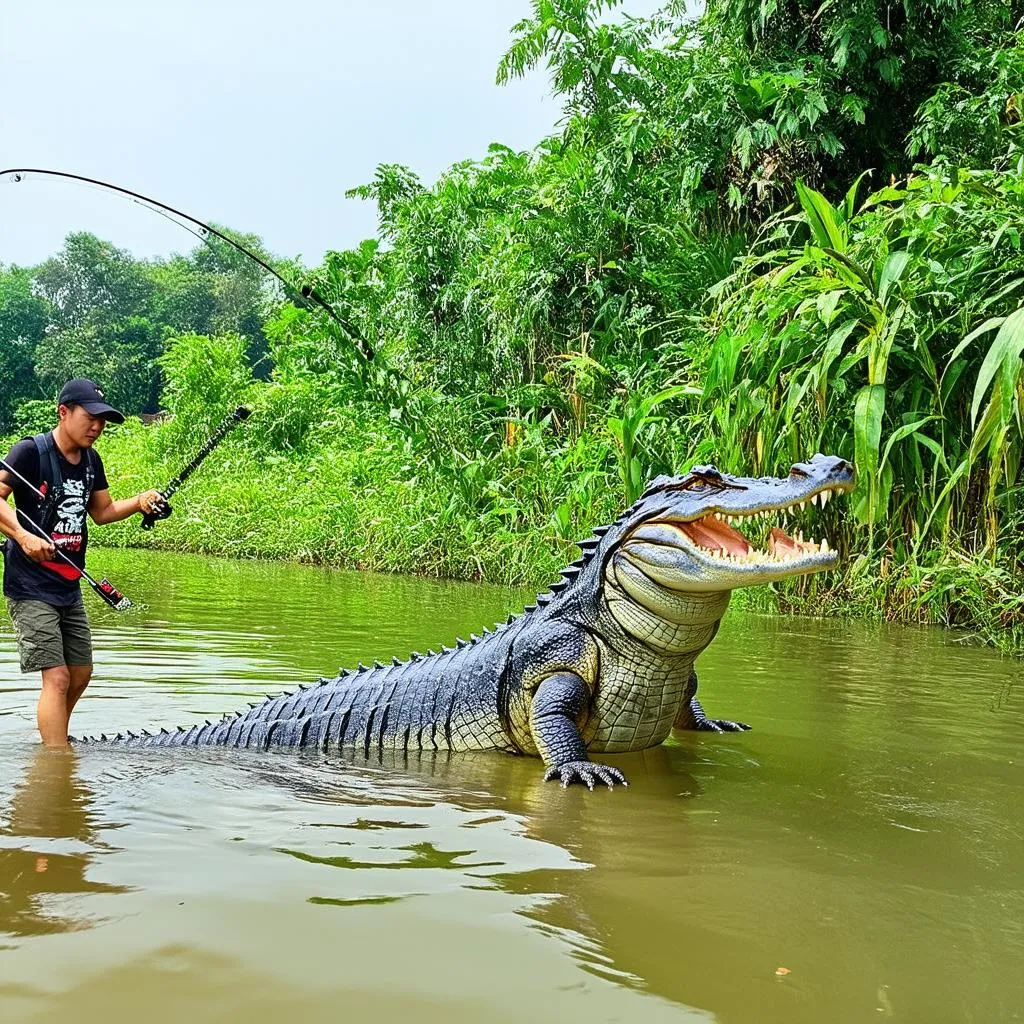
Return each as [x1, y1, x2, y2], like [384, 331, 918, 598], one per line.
[88, 487, 164, 526]
[0, 480, 55, 563]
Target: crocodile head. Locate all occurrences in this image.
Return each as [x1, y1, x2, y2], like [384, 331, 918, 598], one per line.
[608, 454, 855, 594]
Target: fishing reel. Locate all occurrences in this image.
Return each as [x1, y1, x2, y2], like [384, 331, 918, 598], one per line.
[140, 497, 173, 531]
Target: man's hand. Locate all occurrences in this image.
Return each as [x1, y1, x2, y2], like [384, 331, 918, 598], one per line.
[137, 490, 165, 515]
[19, 532, 55, 564]
[90, 487, 169, 526]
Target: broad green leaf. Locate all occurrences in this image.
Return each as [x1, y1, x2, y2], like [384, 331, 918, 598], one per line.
[819, 247, 874, 292]
[979, 276, 1024, 311]
[945, 316, 1005, 371]
[796, 180, 846, 251]
[868, 301, 908, 385]
[861, 185, 906, 209]
[879, 416, 936, 473]
[877, 251, 910, 306]
[843, 170, 870, 221]
[853, 384, 886, 524]
[969, 387, 1006, 464]
[913, 331, 938, 384]
[816, 289, 844, 325]
[912, 431, 946, 468]
[817, 319, 861, 407]
[971, 307, 1024, 427]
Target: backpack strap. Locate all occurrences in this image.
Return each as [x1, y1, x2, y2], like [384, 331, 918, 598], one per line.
[83, 446, 96, 497]
[31, 432, 63, 534]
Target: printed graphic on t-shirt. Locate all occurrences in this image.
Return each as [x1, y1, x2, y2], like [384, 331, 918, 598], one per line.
[51, 478, 86, 553]
[40, 478, 89, 579]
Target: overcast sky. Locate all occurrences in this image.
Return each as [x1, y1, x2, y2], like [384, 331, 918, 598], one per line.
[1, 0, 660, 269]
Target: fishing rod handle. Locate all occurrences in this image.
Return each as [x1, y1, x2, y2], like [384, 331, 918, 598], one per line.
[160, 406, 250, 498]
[140, 407, 249, 530]
[9, 502, 87, 577]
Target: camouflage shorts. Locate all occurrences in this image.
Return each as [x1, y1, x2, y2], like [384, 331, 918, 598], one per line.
[5, 597, 93, 673]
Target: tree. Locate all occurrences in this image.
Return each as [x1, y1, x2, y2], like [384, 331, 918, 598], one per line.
[167, 228, 276, 376]
[641, 0, 1023, 217]
[33, 233, 154, 330]
[497, 0, 655, 139]
[0, 265, 50, 428]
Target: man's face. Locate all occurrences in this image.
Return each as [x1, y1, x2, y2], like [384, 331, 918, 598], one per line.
[59, 404, 107, 447]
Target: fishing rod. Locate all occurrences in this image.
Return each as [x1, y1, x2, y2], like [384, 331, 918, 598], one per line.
[141, 406, 251, 530]
[0, 167, 375, 361]
[2, 166, 423, 453]
[0, 459, 132, 612]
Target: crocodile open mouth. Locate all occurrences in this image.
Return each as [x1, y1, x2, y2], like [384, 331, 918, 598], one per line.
[674, 485, 846, 565]
[678, 515, 830, 563]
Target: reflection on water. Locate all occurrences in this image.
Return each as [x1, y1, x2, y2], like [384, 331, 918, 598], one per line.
[0, 547, 1021, 1023]
[0, 749, 127, 938]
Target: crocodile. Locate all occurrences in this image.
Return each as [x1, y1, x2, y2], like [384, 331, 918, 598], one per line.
[80, 454, 854, 788]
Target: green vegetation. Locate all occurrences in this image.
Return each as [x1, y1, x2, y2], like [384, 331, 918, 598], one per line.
[3, 0, 1023, 651]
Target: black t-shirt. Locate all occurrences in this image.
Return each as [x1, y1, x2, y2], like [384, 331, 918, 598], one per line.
[1, 436, 109, 606]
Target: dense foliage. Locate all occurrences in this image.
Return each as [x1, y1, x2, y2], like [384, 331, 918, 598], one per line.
[3, 0, 1022, 650]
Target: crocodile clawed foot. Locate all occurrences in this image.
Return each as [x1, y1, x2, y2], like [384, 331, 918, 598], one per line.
[543, 761, 628, 790]
[695, 718, 751, 733]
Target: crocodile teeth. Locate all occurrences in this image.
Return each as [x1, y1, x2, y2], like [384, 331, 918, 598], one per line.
[820, 489, 831, 509]
[799, 500, 807, 511]
[820, 537, 830, 552]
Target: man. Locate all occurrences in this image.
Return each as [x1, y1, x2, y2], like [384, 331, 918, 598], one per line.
[0, 378, 163, 747]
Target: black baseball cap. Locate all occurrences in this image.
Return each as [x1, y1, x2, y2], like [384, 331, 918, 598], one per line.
[58, 378, 126, 424]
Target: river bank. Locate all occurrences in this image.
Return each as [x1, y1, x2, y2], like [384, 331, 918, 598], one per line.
[54, 412, 1018, 657]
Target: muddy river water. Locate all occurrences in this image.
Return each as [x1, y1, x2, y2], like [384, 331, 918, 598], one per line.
[0, 549, 1021, 1023]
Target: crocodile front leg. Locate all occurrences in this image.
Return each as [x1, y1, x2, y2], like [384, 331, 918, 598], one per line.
[531, 672, 628, 789]
[673, 670, 751, 733]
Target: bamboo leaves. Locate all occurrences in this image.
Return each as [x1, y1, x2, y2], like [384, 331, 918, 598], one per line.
[796, 181, 847, 251]
[969, 306, 1024, 428]
[853, 384, 886, 528]
[607, 384, 699, 503]
[699, 160, 1024, 558]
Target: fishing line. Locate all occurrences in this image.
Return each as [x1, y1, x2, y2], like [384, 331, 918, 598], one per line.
[1, 165, 424, 474]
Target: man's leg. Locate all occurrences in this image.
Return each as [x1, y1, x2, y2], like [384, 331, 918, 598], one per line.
[60, 598, 94, 734]
[6, 599, 70, 746]
[38, 665, 73, 746]
[66, 664, 93, 716]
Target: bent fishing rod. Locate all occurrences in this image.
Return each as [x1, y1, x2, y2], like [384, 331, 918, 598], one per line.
[141, 406, 251, 530]
[0, 167, 374, 362]
[0, 460, 133, 611]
